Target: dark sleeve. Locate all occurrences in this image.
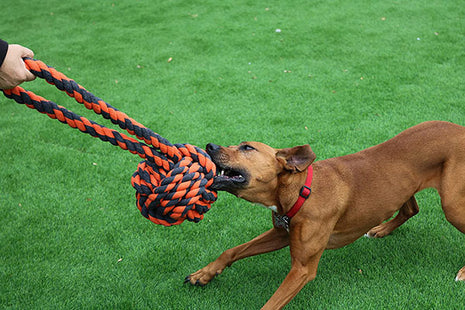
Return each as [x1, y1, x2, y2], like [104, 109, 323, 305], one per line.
[0, 39, 9, 68]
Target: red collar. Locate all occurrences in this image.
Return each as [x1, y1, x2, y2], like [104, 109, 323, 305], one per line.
[286, 165, 313, 218]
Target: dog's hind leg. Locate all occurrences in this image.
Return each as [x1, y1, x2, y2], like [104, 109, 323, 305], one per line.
[456, 267, 465, 281]
[441, 209, 465, 281]
[436, 161, 465, 281]
[440, 197, 465, 281]
[366, 196, 419, 238]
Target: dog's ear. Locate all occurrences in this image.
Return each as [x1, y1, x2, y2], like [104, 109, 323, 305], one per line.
[276, 145, 316, 172]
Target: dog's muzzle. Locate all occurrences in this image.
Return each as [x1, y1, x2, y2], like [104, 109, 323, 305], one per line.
[206, 143, 249, 192]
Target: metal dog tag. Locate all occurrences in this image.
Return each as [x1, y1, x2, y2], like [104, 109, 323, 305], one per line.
[273, 212, 290, 232]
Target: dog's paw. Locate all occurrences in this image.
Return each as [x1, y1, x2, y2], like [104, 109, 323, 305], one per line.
[184, 266, 223, 286]
[366, 224, 391, 238]
[455, 266, 465, 282]
[365, 229, 384, 238]
[184, 275, 207, 287]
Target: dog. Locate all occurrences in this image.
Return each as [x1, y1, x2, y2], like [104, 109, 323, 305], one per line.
[185, 121, 465, 309]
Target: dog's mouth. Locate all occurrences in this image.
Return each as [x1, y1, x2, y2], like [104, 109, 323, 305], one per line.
[211, 163, 249, 192]
[216, 166, 246, 182]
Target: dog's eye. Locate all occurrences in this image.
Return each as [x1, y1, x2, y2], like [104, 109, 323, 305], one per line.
[240, 144, 256, 151]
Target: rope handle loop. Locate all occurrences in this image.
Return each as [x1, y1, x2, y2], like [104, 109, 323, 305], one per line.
[2, 58, 217, 226]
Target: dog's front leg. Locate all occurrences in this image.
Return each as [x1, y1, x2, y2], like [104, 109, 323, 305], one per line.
[186, 227, 289, 286]
[261, 250, 323, 310]
[261, 221, 329, 309]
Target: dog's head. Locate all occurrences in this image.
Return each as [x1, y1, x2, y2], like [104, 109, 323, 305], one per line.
[206, 141, 316, 206]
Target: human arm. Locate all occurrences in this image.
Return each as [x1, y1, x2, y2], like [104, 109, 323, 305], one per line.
[0, 39, 8, 67]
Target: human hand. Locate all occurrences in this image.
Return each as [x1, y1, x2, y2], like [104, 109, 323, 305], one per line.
[0, 44, 36, 89]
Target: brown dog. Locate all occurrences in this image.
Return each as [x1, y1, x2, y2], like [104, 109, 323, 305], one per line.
[185, 121, 465, 309]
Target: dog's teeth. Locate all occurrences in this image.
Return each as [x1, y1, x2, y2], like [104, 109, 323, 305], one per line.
[220, 169, 225, 176]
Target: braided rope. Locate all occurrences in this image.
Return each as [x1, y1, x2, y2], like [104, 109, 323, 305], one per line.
[2, 58, 217, 226]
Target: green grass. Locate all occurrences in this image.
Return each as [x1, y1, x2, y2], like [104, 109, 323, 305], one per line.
[1, 0, 465, 308]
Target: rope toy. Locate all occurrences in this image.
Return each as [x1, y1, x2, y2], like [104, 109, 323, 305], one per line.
[2, 58, 218, 226]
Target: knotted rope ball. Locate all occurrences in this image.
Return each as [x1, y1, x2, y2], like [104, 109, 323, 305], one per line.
[2, 58, 218, 226]
[132, 144, 217, 226]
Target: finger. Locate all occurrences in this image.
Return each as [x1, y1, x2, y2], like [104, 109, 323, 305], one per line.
[21, 47, 34, 59]
[20, 47, 35, 81]
[11, 44, 35, 59]
[23, 67, 36, 81]
[19, 58, 36, 81]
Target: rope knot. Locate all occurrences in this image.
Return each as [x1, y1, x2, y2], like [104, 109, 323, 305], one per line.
[131, 144, 217, 226]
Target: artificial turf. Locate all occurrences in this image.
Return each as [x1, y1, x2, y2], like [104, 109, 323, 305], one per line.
[1, 0, 464, 308]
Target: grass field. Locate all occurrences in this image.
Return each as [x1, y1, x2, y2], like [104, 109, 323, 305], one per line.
[1, 0, 465, 308]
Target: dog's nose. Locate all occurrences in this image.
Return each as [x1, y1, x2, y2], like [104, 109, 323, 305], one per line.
[206, 143, 220, 154]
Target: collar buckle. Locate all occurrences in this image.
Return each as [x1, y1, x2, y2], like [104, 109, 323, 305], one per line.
[299, 185, 312, 199]
[273, 212, 290, 232]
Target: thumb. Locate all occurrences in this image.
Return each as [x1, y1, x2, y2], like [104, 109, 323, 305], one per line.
[22, 60, 36, 82]
[17, 46, 36, 81]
